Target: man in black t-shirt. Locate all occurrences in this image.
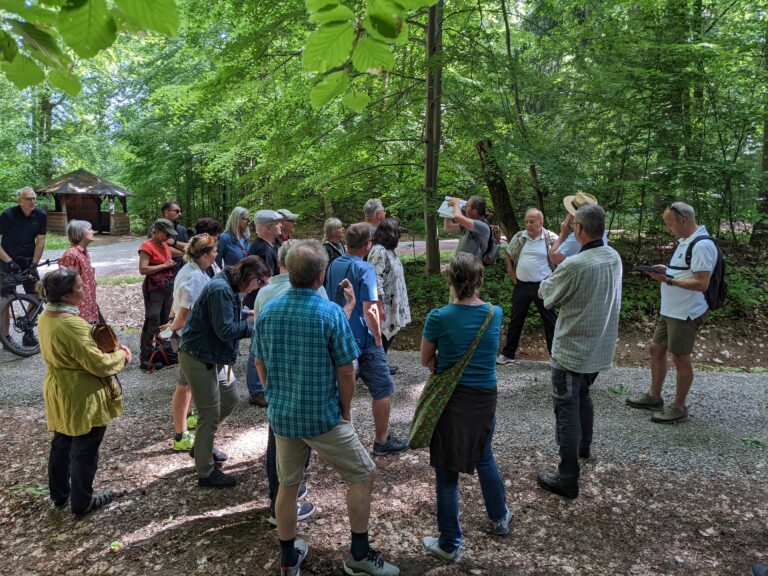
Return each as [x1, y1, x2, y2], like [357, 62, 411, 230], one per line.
[146, 200, 189, 272]
[0, 187, 48, 346]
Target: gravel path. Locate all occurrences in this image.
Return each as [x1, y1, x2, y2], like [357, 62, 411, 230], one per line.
[1, 334, 766, 575]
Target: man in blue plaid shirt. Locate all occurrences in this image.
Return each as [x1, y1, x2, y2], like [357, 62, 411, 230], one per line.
[254, 240, 400, 576]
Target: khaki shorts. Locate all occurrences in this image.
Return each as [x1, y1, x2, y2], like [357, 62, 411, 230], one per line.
[275, 420, 375, 486]
[652, 312, 709, 355]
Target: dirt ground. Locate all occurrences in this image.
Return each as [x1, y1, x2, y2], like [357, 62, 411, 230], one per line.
[1, 282, 765, 576]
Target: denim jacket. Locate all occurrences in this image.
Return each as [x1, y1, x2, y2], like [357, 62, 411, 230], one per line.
[216, 231, 249, 268]
[179, 268, 252, 365]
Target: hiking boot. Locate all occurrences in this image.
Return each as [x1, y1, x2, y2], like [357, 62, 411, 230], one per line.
[537, 471, 579, 499]
[626, 393, 663, 411]
[421, 536, 460, 563]
[281, 538, 308, 576]
[650, 405, 688, 424]
[492, 507, 512, 536]
[249, 393, 268, 408]
[190, 445, 228, 462]
[22, 330, 38, 348]
[186, 410, 198, 430]
[268, 501, 316, 526]
[75, 489, 114, 517]
[496, 354, 516, 366]
[173, 431, 195, 452]
[344, 549, 401, 575]
[373, 434, 408, 456]
[198, 467, 237, 488]
[53, 496, 69, 510]
[388, 365, 399, 375]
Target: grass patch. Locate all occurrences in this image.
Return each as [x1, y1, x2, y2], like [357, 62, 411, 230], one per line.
[45, 233, 70, 250]
[98, 275, 143, 286]
[740, 438, 765, 449]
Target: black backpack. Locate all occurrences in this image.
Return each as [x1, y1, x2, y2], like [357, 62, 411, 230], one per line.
[673, 235, 727, 310]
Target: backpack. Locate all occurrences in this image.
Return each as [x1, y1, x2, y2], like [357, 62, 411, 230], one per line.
[481, 222, 502, 266]
[148, 338, 178, 372]
[672, 235, 727, 310]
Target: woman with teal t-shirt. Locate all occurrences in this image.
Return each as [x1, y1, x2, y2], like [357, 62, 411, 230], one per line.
[419, 252, 511, 562]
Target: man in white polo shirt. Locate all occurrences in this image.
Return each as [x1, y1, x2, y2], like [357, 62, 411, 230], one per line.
[626, 202, 717, 424]
[497, 208, 558, 365]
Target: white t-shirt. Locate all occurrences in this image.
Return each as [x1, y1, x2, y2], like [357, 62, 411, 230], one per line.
[660, 225, 717, 320]
[515, 231, 551, 282]
[172, 261, 210, 315]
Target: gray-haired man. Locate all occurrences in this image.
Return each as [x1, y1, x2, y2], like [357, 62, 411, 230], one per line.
[537, 205, 622, 499]
[363, 198, 386, 237]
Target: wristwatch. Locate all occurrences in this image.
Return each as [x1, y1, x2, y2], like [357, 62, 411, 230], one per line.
[666, 278, 674, 286]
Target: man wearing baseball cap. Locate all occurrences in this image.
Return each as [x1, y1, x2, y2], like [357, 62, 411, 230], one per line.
[245, 209, 282, 407]
[276, 209, 299, 246]
[549, 192, 608, 266]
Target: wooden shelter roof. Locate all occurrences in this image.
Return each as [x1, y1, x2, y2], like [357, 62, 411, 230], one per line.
[36, 168, 133, 198]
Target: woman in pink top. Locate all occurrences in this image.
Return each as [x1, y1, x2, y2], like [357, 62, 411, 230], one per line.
[58, 220, 98, 323]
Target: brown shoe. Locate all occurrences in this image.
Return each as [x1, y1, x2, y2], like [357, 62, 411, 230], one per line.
[626, 393, 663, 411]
[249, 393, 268, 408]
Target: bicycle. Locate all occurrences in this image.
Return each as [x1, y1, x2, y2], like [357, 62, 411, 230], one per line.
[0, 258, 58, 357]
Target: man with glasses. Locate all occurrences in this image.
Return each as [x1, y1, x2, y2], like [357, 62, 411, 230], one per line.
[548, 192, 609, 267]
[0, 187, 47, 348]
[626, 202, 717, 424]
[147, 200, 189, 270]
[325, 223, 408, 456]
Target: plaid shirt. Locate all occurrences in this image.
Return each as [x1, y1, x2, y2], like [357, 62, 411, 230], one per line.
[254, 287, 360, 439]
[540, 245, 622, 373]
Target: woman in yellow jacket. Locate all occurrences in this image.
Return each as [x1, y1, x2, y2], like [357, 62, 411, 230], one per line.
[38, 268, 131, 517]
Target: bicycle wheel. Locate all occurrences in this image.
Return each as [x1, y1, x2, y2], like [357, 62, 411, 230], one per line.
[0, 293, 42, 357]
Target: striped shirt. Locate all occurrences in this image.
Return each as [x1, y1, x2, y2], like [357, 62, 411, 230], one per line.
[254, 287, 360, 439]
[540, 244, 622, 373]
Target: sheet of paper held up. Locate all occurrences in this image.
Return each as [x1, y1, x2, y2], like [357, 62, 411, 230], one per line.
[437, 196, 467, 218]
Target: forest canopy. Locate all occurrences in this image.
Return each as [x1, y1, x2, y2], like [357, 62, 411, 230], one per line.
[1, 0, 766, 250]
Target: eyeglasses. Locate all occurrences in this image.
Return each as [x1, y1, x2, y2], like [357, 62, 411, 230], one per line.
[241, 217, 251, 222]
[20, 197, 36, 202]
[169, 209, 181, 213]
[668, 205, 685, 219]
[257, 277, 266, 287]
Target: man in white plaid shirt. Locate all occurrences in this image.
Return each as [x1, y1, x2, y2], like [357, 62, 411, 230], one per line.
[536, 204, 623, 499]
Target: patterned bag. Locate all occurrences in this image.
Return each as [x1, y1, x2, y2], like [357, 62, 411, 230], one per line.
[408, 305, 494, 449]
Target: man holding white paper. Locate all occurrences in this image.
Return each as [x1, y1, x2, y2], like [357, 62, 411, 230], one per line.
[443, 196, 491, 261]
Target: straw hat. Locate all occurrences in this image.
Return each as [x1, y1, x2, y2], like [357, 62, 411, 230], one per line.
[563, 192, 598, 216]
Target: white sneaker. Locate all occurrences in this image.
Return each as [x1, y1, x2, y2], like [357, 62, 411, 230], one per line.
[422, 536, 460, 562]
[496, 354, 516, 365]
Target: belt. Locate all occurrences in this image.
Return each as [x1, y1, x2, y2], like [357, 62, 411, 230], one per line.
[517, 280, 542, 286]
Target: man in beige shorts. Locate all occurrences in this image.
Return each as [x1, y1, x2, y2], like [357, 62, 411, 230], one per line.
[626, 202, 717, 424]
[253, 240, 399, 576]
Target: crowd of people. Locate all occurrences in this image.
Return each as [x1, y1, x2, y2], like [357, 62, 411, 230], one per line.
[0, 186, 736, 575]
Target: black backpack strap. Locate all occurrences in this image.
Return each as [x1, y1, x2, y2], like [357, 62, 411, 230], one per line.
[684, 235, 715, 267]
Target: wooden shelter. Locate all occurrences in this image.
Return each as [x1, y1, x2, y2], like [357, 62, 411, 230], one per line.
[36, 169, 133, 235]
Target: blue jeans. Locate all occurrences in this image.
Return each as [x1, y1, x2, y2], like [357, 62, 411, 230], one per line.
[551, 365, 598, 481]
[434, 418, 506, 552]
[246, 349, 264, 396]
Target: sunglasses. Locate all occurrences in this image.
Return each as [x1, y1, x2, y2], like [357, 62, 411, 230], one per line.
[669, 205, 685, 218]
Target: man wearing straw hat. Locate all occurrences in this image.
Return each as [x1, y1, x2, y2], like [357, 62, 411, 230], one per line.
[549, 192, 608, 266]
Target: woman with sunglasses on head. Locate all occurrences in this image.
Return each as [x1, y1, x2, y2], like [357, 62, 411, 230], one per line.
[178, 255, 271, 488]
[216, 207, 251, 268]
[162, 234, 219, 453]
[38, 268, 131, 517]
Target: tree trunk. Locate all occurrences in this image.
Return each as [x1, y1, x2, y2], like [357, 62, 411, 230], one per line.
[475, 139, 518, 239]
[422, 0, 443, 275]
[750, 35, 768, 246]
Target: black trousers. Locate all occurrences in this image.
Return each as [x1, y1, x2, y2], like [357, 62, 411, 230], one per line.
[48, 426, 106, 515]
[140, 287, 173, 362]
[501, 281, 557, 359]
[552, 368, 598, 480]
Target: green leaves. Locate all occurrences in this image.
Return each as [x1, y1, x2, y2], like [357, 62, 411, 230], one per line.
[309, 4, 355, 25]
[0, 31, 19, 63]
[1, 53, 45, 89]
[306, 0, 338, 11]
[303, 21, 355, 73]
[342, 90, 371, 113]
[9, 20, 68, 71]
[392, 0, 436, 7]
[310, 70, 349, 108]
[48, 70, 81, 96]
[352, 37, 393, 74]
[57, 0, 117, 58]
[114, 0, 179, 37]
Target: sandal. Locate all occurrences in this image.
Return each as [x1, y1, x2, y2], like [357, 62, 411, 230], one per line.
[75, 489, 114, 517]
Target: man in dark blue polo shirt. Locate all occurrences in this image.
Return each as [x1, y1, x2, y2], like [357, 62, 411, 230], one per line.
[0, 187, 47, 346]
